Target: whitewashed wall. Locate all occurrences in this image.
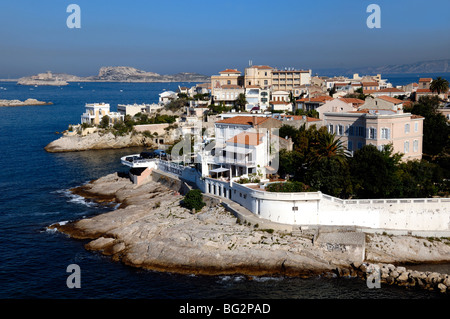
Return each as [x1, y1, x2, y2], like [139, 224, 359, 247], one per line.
[155, 161, 450, 232]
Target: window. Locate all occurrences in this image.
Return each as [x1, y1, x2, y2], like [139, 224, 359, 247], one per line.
[348, 140, 353, 151]
[227, 80, 231, 85]
[264, 80, 268, 85]
[357, 142, 363, 150]
[404, 141, 410, 153]
[369, 127, 376, 139]
[338, 124, 343, 135]
[413, 140, 419, 152]
[414, 122, 418, 132]
[328, 124, 334, 134]
[381, 128, 390, 139]
[358, 126, 365, 137]
[405, 123, 410, 134]
[349, 126, 354, 136]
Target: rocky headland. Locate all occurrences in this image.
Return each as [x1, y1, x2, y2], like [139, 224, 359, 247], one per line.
[44, 131, 154, 153]
[0, 98, 53, 107]
[49, 172, 450, 293]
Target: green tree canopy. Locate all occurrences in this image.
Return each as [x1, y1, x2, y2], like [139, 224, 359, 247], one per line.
[409, 96, 450, 157]
[430, 77, 449, 95]
[182, 189, 205, 212]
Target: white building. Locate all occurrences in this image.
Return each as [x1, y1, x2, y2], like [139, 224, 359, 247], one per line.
[159, 91, 177, 104]
[218, 131, 270, 177]
[81, 103, 124, 126]
[117, 103, 148, 117]
[244, 85, 270, 111]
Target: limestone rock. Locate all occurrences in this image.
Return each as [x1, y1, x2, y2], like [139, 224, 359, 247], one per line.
[44, 132, 154, 152]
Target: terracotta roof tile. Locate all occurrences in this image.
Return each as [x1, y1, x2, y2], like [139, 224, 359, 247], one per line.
[377, 95, 404, 104]
[219, 69, 241, 74]
[216, 116, 272, 126]
[296, 96, 333, 103]
[226, 132, 265, 146]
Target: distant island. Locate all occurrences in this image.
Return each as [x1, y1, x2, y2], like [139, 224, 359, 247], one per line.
[15, 66, 211, 86]
[351, 59, 450, 75]
[0, 98, 53, 107]
[311, 59, 450, 76]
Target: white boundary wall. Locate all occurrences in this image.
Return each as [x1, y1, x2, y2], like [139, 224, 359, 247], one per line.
[155, 160, 450, 233]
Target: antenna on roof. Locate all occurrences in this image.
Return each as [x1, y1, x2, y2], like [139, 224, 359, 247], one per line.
[249, 60, 252, 67]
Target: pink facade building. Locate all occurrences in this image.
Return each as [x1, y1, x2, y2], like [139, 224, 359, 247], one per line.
[323, 110, 424, 161]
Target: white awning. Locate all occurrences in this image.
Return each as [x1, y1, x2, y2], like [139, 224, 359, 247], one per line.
[223, 145, 253, 154]
[210, 167, 229, 173]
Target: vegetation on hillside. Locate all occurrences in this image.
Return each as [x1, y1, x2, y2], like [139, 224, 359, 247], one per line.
[277, 124, 448, 199]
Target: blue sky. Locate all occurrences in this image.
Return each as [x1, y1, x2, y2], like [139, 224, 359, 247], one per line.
[0, 0, 449, 77]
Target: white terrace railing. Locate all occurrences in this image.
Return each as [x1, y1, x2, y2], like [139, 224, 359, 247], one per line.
[320, 193, 450, 205]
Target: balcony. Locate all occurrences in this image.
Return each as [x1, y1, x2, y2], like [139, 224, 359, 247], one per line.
[216, 156, 256, 166]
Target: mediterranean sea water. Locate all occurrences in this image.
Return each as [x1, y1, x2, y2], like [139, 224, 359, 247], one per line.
[0, 76, 448, 301]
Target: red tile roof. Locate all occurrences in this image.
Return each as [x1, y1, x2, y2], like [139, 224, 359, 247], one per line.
[416, 89, 432, 93]
[378, 87, 405, 93]
[270, 101, 291, 104]
[296, 96, 333, 103]
[250, 65, 273, 69]
[362, 82, 379, 86]
[339, 98, 365, 105]
[219, 69, 241, 74]
[419, 78, 433, 82]
[216, 116, 272, 126]
[377, 95, 404, 104]
[273, 114, 320, 122]
[226, 132, 265, 146]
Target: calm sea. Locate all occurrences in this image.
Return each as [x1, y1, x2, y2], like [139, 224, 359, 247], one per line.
[0, 77, 448, 301]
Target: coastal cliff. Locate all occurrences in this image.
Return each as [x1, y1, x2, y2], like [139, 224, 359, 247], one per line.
[50, 172, 450, 288]
[44, 132, 154, 152]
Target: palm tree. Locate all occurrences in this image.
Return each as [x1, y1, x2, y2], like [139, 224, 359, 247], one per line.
[307, 130, 350, 165]
[235, 93, 247, 111]
[430, 77, 449, 95]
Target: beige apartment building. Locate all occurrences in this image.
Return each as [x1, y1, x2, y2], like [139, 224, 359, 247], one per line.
[244, 65, 273, 89]
[211, 69, 244, 96]
[323, 110, 424, 161]
[271, 68, 311, 92]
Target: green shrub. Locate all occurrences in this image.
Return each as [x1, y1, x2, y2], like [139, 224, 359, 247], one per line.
[181, 189, 205, 212]
[266, 181, 315, 193]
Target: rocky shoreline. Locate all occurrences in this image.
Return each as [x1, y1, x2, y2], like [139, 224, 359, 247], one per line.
[44, 132, 154, 152]
[0, 98, 53, 107]
[49, 172, 450, 293]
[337, 262, 450, 293]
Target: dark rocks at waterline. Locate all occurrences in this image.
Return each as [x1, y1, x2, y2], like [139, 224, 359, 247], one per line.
[335, 262, 450, 293]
